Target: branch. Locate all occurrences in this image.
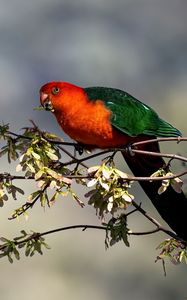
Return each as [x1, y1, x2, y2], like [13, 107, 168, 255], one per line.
[132, 136, 187, 147]
[131, 200, 186, 242]
[131, 148, 187, 164]
[8, 184, 49, 220]
[0, 223, 172, 252]
[0, 169, 186, 183]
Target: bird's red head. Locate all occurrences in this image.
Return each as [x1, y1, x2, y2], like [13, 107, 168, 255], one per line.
[39, 81, 85, 113]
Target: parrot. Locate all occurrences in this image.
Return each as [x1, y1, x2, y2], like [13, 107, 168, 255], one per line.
[39, 81, 187, 241]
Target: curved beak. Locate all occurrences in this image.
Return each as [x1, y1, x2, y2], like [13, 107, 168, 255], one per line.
[40, 92, 48, 103]
[40, 92, 54, 112]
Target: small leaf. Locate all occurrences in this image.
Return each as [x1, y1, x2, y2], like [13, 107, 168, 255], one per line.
[35, 170, 45, 180]
[158, 185, 168, 195]
[115, 169, 129, 179]
[25, 242, 32, 256]
[26, 163, 36, 173]
[107, 197, 113, 212]
[122, 193, 134, 203]
[37, 180, 46, 189]
[171, 177, 183, 193]
[19, 154, 27, 162]
[87, 166, 100, 174]
[16, 164, 22, 172]
[122, 231, 130, 247]
[61, 176, 72, 185]
[33, 105, 45, 110]
[15, 186, 24, 195]
[28, 190, 41, 202]
[34, 241, 43, 255]
[41, 241, 51, 250]
[87, 178, 97, 187]
[46, 151, 59, 161]
[45, 168, 61, 180]
[0, 237, 9, 242]
[102, 167, 112, 179]
[71, 191, 84, 207]
[151, 169, 164, 178]
[99, 180, 109, 191]
[13, 247, 20, 260]
[31, 151, 41, 160]
[40, 192, 47, 207]
[8, 254, 13, 264]
[49, 180, 59, 189]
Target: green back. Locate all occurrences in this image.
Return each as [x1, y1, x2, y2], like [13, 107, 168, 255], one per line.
[84, 87, 181, 137]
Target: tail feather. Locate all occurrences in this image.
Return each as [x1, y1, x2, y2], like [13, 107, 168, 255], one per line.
[122, 137, 187, 241]
[157, 119, 182, 137]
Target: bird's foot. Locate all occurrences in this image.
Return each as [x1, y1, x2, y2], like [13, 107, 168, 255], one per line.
[123, 143, 135, 157]
[74, 143, 85, 155]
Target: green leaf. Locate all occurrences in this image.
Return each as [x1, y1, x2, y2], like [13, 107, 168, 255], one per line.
[28, 190, 40, 202]
[13, 247, 20, 260]
[8, 254, 13, 264]
[35, 169, 45, 180]
[25, 242, 32, 257]
[31, 151, 41, 160]
[33, 105, 45, 111]
[40, 192, 48, 207]
[34, 241, 43, 255]
[46, 151, 59, 161]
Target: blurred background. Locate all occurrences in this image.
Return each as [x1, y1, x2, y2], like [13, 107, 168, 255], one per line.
[0, 0, 187, 299]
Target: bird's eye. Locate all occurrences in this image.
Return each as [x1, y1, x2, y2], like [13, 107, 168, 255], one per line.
[52, 86, 60, 94]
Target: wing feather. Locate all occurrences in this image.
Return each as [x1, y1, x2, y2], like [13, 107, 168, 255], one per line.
[85, 87, 181, 137]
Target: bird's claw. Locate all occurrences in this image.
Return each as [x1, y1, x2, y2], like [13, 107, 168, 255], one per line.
[177, 136, 181, 144]
[74, 143, 84, 155]
[123, 143, 135, 157]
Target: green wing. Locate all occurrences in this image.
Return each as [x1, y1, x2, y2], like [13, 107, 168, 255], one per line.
[85, 87, 181, 137]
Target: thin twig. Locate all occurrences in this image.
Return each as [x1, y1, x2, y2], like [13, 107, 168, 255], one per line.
[8, 184, 49, 220]
[0, 224, 173, 252]
[131, 149, 187, 164]
[131, 200, 186, 243]
[57, 145, 88, 169]
[132, 136, 187, 147]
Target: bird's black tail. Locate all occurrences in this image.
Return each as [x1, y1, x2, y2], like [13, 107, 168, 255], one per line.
[122, 138, 187, 242]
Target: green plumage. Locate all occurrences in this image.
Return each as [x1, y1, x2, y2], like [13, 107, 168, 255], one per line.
[85, 87, 181, 137]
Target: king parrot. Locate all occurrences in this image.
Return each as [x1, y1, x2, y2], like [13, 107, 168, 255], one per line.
[40, 81, 187, 241]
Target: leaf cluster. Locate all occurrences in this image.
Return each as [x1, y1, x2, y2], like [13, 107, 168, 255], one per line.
[105, 215, 130, 248]
[0, 230, 50, 263]
[156, 238, 187, 266]
[86, 164, 133, 217]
